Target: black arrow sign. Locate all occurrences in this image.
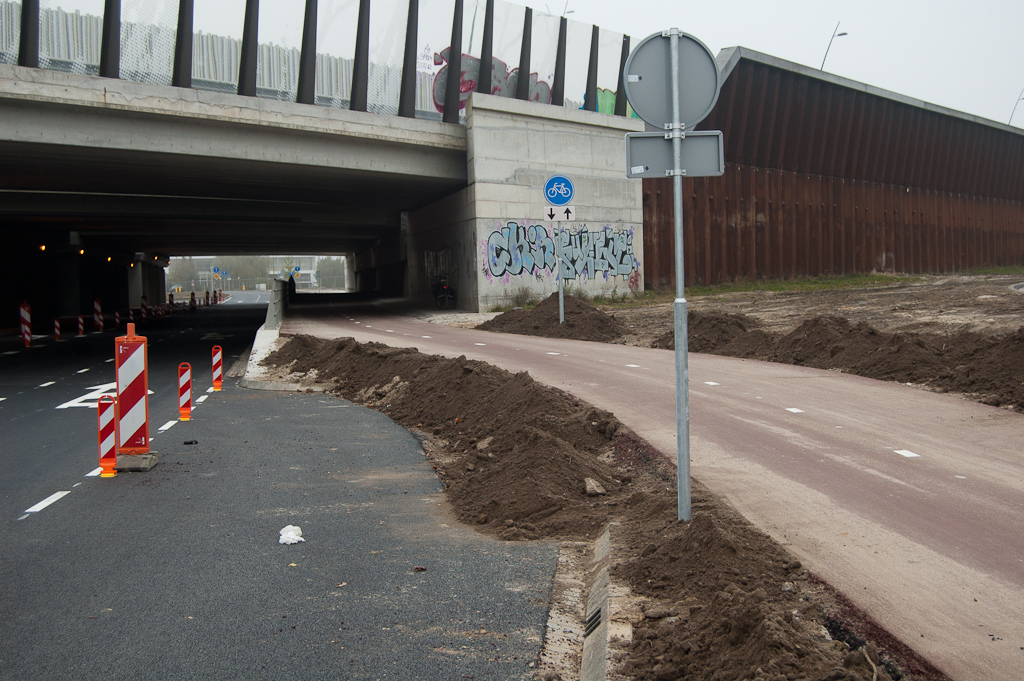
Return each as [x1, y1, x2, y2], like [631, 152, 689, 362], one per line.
[547, 209, 556, 220]
[563, 207, 573, 219]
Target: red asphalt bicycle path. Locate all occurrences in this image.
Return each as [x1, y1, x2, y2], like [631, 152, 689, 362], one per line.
[279, 301, 1024, 681]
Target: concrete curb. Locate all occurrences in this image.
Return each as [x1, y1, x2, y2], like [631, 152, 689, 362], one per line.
[581, 527, 612, 681]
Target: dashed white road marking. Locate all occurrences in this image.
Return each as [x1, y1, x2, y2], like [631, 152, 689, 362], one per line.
[421, 335, 431, 339]
[38, 381, 55, 388]
[475, 343, 486, 346]
[546, 352, 561, 356]
[386, 330, 394, 333]
[0, 397, 6, 402]
[955, 475, 967, 479]
[2, 350, 19, 356]
[626, 364, 641, 368]
[158, 420, 177, 432]
[704, 381, 720, 386]
[76, 368, 90, 374]
[895, 449, 920, 458]
[206, 387, 214, 394]
[786, 408, 805, 413]
[105, 358, 114, 363]
[25, 491, 71, 514]
[85, 468, 102, 477]
[197, 395, 208, 403]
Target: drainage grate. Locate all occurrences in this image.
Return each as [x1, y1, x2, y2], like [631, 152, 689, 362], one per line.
[584, 607, 603, 638]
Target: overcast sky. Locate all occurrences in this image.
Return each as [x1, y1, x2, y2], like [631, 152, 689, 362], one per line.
[35, 0, 1024, 127]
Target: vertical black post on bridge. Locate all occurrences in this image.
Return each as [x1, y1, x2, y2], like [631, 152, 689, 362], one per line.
[296, 0, 318, 104]
[398, 0, 418, 117]
[514, 6, 532, 101]
[584, 24, 599, 111]
[350, 0, 371, 112]
[474, 0, 494, 96]
[99, 0, 121, 79]
[18, 0, 39, 68]
[441, 0, 463, 123]
[615, 34, 630, 116]
[550, 15, 567, 106]
[238, 0, 259, 96]
[172, 0, 194, 88]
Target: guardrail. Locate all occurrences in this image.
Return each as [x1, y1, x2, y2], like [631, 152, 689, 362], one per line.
[265, 278, 289, 330]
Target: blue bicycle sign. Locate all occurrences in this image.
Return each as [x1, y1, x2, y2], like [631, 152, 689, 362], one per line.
[544, 175, 574, 206]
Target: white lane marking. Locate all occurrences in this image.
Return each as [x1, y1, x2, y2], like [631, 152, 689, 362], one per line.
[206, 387, 214, 393]
[626, 364, 641, 368]
[2, 351, 19, 355]
[85, 468, 102, 477]
[25, 491, 71, 513]
[895, 449, 920, 458]
[421, 336, 431, 339]
[73, 482, 82, 487]
[76, 368, 90, 374]
[786, 408, 805, 413]
[365, 325, 372, 328]
[105, 358, 114, 362]
[955, 475, 967, 479]
[546, 352, 560, 355]
[386, 330, 394, 333]
[475, 343, 486, 346]
[39, 381, 56, 388]
[158, 420, 177, 432]
[197, 395, 208, 403]
[704, 381, 720, 386]
[0, 397, 6, 402]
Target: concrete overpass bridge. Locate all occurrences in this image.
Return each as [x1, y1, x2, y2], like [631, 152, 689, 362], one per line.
[1, 0, 645, 328]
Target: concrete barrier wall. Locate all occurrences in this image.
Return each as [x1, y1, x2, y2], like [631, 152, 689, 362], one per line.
[408, 93, 645, 312]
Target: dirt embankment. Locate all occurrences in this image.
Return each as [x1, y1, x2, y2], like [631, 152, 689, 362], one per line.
[483, 275, 1024, 411]
[261, 337, 947, 681]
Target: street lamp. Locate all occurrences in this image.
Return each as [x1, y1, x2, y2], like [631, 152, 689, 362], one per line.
[1010, 87, 1024, 125]
[820, 21, 848, 71]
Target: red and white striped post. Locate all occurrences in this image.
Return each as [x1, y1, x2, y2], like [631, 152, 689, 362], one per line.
[115, 323, 150, 455]
[140, 296, 148, 322]
[211, 345, 223, 391]
[178, 362, 192, 421]
[129, 308, 134, 325]
[19, 302, 31, 348]
[114, 310, 120, 329]
[97, 395, 117, 477]
[54, 317, 60, 341]
[77, 314, 84, 336]
[93, 299, 103, 332]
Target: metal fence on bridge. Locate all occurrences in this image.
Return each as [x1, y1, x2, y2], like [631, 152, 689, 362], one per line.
[0, 0, 636, 122]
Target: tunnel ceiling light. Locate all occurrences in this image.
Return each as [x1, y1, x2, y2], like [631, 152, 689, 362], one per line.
[107, 256, 112, 262]
[79, 249, 85, 255]
[40, 245, 46, 251]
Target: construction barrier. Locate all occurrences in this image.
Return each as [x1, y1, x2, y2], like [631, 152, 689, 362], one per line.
[77, 314, 84, 336]
[19, 302, 30, 348]
[97, 395, 117, 477]
[212, 345, 223, 391]
[114, 311, 120, 329]
[93, 299, 103, 332]
[115, 323, 150, 455]
[53, 317, 60, 341]
[178, 362, 192, 421]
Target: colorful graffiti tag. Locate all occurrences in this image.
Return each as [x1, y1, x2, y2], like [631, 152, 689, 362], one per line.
[432, 48, 552, 113]
[484, 222, 638, 281]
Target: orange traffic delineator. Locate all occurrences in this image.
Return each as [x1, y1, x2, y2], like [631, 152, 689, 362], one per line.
[178, 362, 192, 421]
[97, 395, 117, 477]
[54, 317, 60, 342]
[77, 314, 84, 336]
[93, 299, 103, 332]
[115, 323, 150, 455]
[211, 345, 223, 391]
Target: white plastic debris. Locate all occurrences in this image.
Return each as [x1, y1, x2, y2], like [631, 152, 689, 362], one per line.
[279, 525, 305, 544]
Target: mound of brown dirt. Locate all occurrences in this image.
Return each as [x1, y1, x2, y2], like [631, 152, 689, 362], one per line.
[260, 335, 947, 681]
[476, 294, 626, 342]
[655, 312, 1024, 410]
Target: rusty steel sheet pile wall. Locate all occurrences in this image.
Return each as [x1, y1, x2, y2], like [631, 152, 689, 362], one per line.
[642, 50, 1024, 289]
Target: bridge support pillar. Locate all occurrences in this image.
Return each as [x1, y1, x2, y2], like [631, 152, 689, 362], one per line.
[406, 93, 645, 312]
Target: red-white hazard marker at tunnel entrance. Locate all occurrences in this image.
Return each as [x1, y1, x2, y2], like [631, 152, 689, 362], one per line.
[212, 345, 223, 391]
[115, 323, 150, 455]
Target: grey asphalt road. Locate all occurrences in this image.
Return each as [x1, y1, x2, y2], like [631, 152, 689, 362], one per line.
[0, 302, 558, 680]
[280, 299, 1024, 681]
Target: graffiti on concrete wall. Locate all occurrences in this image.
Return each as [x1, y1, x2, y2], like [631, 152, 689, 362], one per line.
[483, 222, 638, 283]
[432, 48, 552, 114]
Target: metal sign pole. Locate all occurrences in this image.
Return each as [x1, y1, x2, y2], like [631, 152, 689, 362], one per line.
[667, 28, 691, 522]
[557, 227, 565, 323]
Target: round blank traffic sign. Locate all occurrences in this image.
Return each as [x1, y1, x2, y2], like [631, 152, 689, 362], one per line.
[623, 31, 721, 130]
